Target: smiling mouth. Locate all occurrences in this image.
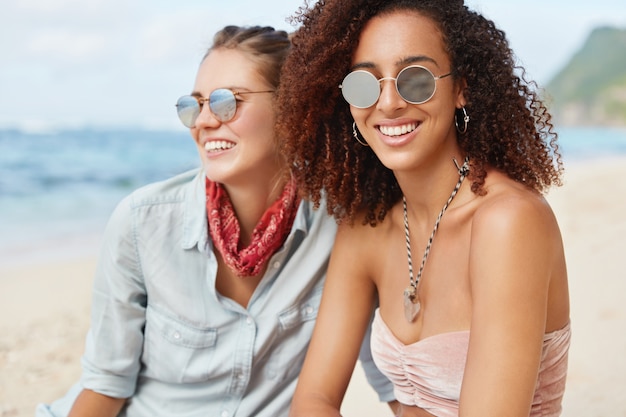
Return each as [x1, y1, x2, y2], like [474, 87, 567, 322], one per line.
[378, 123, 418, 137]
[205, 140, 235, 152]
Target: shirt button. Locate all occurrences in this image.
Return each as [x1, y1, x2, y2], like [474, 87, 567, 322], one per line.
[173, 331, 181, 340]
[273, 261, 281, 269]
[221, 411, 229, 417]
[305, 305, 314, 315]
[246, 317, 253, 325]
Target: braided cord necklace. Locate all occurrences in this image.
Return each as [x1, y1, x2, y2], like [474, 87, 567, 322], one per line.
[403, 157, 470, 322]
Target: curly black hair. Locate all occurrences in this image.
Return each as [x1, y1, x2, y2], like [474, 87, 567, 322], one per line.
[276, 0, 562, 226]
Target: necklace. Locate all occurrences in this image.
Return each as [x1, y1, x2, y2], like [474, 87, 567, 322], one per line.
[403, 157, 469, 322]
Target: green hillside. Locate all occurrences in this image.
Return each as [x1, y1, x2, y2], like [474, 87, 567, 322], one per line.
[546, 26, 626, 126]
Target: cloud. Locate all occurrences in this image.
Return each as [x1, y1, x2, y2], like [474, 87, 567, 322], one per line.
[134, 11, 217, 68]
[4, 0, 622, 130]
[467, 0, 626, 83]
[0, 0, 308, 129]
[27, 30, 109, 65]
[1, 0, 135, 70]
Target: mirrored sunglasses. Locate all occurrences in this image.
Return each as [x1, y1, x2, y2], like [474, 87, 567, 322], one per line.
[339, 65, 452, 109]
[176, 88, 274, 127]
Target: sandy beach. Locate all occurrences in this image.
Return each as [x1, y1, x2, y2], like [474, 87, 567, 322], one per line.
[1, 156, 625, 417]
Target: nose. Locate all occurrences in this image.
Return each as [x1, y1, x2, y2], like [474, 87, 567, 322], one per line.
[193, 101, 222, 129]
[376, 77, 406, 112]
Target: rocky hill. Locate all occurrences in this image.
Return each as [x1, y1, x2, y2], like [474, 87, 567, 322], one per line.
[546, 26, 626, 126]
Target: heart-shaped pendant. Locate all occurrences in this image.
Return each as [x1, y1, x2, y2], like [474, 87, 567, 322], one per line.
[403, 286, 420, 322]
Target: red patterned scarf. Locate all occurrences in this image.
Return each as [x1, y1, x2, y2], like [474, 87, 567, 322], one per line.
[205, 176, 300, 277]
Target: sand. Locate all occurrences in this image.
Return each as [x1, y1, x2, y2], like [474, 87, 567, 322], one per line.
[1, 156, 625, 417]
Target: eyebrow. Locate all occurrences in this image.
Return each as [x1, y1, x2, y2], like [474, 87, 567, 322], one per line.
[350, 55, 438, 71]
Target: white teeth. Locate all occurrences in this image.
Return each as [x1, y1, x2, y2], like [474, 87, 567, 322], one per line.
[205, 140, 235, 151]
[379, 123, 418, 137]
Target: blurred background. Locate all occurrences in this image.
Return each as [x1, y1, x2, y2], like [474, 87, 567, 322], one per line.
[1, 0, 625, 129]
[0, 1, 625, 416]
[1, 0, 625, 261]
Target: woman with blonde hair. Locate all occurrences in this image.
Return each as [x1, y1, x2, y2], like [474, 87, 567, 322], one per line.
[36, 24, 393, 417]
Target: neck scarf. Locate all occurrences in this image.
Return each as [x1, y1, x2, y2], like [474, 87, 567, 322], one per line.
[205, 176, 300, 277]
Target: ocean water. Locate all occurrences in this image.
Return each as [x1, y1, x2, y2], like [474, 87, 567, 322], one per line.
[0, 128, 199, 265]
[1, 126, 625, 266]
[557, 126, 626, 161]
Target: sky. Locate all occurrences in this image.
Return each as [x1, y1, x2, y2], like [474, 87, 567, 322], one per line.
[1, 0, 625, 131]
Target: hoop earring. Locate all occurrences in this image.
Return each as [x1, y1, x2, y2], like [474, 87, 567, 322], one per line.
[455, 107, 470, 134]
[352, 122, 369, 147]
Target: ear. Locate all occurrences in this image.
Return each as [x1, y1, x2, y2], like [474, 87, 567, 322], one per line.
[455, 77, 468, 108]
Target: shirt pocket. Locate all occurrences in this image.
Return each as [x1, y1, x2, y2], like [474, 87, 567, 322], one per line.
[277, 285, 322, 331]
[266, 285, 323, 380]
[142, 305, 218, 383]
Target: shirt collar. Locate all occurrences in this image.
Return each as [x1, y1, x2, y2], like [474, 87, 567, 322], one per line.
[180, 170, 311, 251]
[181, 169, 209, 251]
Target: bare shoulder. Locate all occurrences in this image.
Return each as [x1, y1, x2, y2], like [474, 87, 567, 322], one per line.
[468, 170, 566, 291]
[333, 205, 401, 274]
[336, 207, 398, 245]
[472, 171, 560, 235]
[468, 170, 569, 332]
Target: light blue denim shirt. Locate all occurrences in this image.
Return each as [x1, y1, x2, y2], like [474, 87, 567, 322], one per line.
[37, 169, 393, 417]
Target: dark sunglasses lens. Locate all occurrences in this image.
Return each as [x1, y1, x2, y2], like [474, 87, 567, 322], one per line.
[340, 70, 380, 108]
[176, 95, 200, 128]
[397, 66, 436, 104]
[209, 89, 237, 122]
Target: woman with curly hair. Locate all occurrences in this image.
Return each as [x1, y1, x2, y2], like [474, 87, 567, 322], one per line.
[276, 0, 570, 416]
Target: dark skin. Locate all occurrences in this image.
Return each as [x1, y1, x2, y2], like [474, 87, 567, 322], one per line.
[285, 7, 568, 417]
[276, 0, 562, 226]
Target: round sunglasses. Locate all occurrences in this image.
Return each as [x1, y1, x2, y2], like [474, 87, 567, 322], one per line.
[176, 88, 274, 128]
[339, 65, 451, 108]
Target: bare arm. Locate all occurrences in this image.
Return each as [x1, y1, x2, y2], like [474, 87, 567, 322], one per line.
[289, 223, 378, 417]
[387, 401, 401, 415]
[68, 389, 126, 417]
[460, 194, 568, 416]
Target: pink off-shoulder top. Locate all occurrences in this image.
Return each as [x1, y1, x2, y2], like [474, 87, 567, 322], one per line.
[371, 309, 570, 417]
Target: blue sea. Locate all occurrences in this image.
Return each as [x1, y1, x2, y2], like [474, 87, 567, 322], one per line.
[1, 126, 626, 267]
[0, 128, 199, 266]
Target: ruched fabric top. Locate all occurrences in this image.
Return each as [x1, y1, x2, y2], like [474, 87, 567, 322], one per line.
[371, 309, 570, 417]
